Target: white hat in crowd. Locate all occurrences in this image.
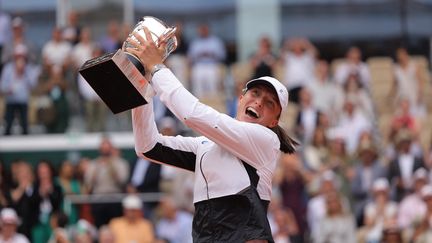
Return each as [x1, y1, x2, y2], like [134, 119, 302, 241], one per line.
[372, 178, 390, 192]
[414, 168, 428, 181]
[122, 194, 143, 210]
[0, 208, 21, 225]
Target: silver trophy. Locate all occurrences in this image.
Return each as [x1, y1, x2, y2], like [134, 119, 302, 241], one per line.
[79, 16, 177, 114]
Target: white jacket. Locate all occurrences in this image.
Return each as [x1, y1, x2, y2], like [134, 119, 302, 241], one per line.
[132, 68, 281, 203]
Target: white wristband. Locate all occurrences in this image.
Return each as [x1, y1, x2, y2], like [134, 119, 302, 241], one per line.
[150, 64, 167, 78]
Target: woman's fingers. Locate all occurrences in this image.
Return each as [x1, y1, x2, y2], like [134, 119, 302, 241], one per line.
[126, 37, 142, 50]
[143, 27, 154, 45]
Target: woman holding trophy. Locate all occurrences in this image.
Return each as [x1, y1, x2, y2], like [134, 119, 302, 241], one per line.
[126, 21, 297, 243]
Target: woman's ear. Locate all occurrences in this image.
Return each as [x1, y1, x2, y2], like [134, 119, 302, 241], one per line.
[269, 119, 279, 128]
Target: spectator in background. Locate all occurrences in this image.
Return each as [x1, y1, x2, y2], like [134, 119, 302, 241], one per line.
[77, 46, 108, 132]
[0, 44, 39, 135]
[388, 129, 425, 201]
[334, 46, 370, 87]
[35, 65, 69, 133]
[62, 10, 81, 46]
[397, 168, 428, 229]
[41, 27, 72, 69]
[70, 27, 94, 71]
[250, 36, 276, 79]
[99, 20, 121, 54]
[56, 160, 81, 225]
[315, 192, 357, 243]
[0, 9, 11, 73]
[390, 47, 424, 109]
[98, 225, 115, 243]
[402, 185, 432, 242]
[331, 99, 372, 155]
[71, 219, 97, 243]
[109, 194, 155, 243]
[275, 153, 308, 242]
[47, 211, 69, 243]
[342, 72, 374, 120]
[295, 88, 320, 144]
[4, 162, 36, 238]
[302, 127, 329, 173]
[350, 139, 387, 224]
[84, 137, 129, 227]
[0, 208, 30, 243]
[31, 160, 64, 243]
[357, 178, 398, 243]
[187, 23, 226, 98]
[1, 17, 37, 65]
[155, 196, 193, 243]
[307, 60, 344, 121]
[390, 98, 420, 137]
[280, 37, 317, 103]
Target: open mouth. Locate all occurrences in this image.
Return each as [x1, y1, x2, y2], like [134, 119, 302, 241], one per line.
[246, 107, 259, 119]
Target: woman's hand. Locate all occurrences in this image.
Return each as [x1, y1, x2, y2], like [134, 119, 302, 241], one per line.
[125, 27, 167, 73]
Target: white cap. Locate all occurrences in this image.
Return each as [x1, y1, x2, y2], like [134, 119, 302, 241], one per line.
[122, 195, 142, 209]
[0, 208, 20, 225]
[414, 168, 428, 181]
[245, 76, 288, 113]
[372, 178, 389, 192]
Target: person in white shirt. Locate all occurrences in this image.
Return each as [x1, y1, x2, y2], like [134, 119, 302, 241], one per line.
[280, 38, 317, 103]
[187, 23, 226, 99]
[126, 27, 297, 243]
[41, 27, 72, 68]
[334, 46, 370, 87]
[0, 208, 30, 243]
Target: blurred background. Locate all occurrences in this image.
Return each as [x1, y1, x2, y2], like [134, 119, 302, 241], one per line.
[0, 0, 432, 242]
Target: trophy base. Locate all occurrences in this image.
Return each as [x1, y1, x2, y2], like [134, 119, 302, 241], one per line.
[79, 49, 151, 114]
[126, 53, 146, 76]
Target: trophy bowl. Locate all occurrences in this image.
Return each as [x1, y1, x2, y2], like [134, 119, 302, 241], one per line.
[78, 16, 177, 114]
[123, 16, 178, 75]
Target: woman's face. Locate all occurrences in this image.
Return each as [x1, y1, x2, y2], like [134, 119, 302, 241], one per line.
[237, 84, 281, 128]
[37, 162, 52, 180]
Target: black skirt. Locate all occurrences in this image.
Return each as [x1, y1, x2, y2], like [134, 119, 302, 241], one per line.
[192, 186, 274, 243]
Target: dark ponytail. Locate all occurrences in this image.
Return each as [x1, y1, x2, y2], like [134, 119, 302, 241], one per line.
[271, 125, 298, 154]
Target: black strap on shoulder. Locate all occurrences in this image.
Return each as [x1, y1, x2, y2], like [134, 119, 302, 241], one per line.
[241, 161, 259, 188]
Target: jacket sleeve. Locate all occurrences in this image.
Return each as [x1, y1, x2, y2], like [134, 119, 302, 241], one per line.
[131, 98, 198, 172]
[150, 68, 280, 169]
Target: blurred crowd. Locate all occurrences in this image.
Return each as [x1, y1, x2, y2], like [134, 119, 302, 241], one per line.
[1, 9, 432, 243]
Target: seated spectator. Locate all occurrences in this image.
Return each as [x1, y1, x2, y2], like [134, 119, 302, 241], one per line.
[342, 73, 374, 119]
[302, 127, 329, 173]
[330, 99, 372, 155]
[280, 37, 317, 103]
[295, 88, 320, 144]
[307, 60, 344, 120]
[357, 178, 398, 243]
[390, 98, 420, 137]
[70, 219, 97, 243]
[334, 46, 370, 87]
[350, 139, 387, 222]
[397, 168, 428, 228]
[155, 196, 193, 243]
[307, 170, 350, 238]
[390, 47, 424, 109]
[0, 208, 30, 243]
[109, 194, 155, 243]
[47, 211, 69, 243]
[388, 130, 425, 201]
[315, 192, 357, 243]
[250, 36, 276, 79]
[402, 185, 432, 242]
